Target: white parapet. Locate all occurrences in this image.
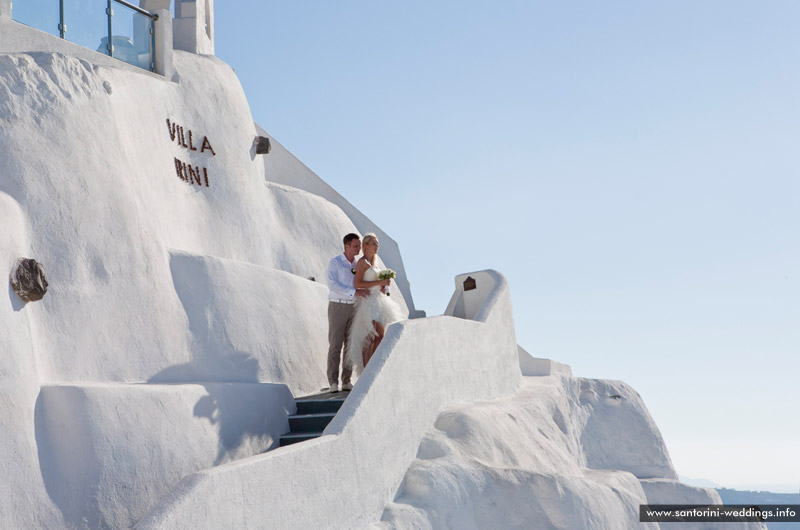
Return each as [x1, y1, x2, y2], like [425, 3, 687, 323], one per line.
[518, 344, 573, 376]
[0, 0, 10, 20]
[444, 270, 497, 320]
[173, 0, 215, 55]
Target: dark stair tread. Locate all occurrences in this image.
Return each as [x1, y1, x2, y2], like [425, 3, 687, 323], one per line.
[297, 390, 350, 400]
[279, 431, 324, 446]
[288, 412, 336, 419]
[296, 398, 347, 415]
[280, 431, 325, 438]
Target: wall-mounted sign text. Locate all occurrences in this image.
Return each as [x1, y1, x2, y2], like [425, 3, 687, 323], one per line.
[168, 119, 216, 187]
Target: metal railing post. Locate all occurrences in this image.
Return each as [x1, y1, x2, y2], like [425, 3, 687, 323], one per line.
[58, 0, 65, 38]
[106, 0, 113, 56]
[150, 17, 155, 71]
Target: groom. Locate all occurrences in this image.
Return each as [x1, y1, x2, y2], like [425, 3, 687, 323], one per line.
[325, 233, 368, 392]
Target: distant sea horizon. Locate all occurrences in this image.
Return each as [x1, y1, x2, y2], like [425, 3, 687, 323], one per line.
[679, 475, 799, 495]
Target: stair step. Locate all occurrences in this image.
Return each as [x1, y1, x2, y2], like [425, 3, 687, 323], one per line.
[288, 412, 336, 433]
[296, 398, 346, 415]
[279, 431, 324, 447]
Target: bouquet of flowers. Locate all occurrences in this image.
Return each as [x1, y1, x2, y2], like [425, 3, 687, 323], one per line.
[378, 269, 395, 296]
[378, 269, 396, 280]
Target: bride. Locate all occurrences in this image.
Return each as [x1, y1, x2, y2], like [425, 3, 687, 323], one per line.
[346, 233, 406, 374]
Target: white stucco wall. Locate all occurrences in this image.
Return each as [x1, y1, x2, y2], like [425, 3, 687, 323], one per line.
[0, 193, 65, 529]
[518, 345, 573, 377]
[135, 269, 521, 530]
[36, 382, 295, 530]
[161, 251, 332, 395]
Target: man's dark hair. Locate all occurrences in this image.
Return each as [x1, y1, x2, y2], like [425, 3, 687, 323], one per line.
[343, 233, 360, 246]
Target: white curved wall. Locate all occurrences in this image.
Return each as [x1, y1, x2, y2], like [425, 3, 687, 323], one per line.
[0, 193, 66, 529]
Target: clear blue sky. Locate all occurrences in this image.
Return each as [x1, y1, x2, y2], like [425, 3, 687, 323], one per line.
[215, 2, 799, 492]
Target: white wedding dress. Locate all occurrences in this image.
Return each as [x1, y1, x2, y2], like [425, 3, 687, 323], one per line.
[345, 260, 406, 375]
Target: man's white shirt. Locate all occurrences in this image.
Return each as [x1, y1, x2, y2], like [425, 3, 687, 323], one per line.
[327, 253, 357, 301]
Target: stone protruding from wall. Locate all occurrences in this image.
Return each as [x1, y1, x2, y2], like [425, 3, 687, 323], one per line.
[173, 0, 215, 55]
[0, 0, 10, 20]
[10, 258, 48, 302]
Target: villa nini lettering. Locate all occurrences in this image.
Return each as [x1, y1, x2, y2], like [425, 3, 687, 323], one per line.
[167, 119, 216, 187]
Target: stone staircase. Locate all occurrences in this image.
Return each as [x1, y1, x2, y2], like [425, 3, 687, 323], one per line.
[279, 390, 349, 447]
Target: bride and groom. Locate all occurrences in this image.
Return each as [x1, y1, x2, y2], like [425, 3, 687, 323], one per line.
[325, 232, 405, 393]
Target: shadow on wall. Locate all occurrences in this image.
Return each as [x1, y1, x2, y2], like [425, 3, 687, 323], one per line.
[34, 356, 293, 529]
[34, 391, 103, 530]
[148, 356, 292, 466]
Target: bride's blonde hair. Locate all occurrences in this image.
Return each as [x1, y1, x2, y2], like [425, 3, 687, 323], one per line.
[362, 233, 379, 247]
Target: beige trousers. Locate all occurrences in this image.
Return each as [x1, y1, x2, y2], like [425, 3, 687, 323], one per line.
[327, 301, 354, 387]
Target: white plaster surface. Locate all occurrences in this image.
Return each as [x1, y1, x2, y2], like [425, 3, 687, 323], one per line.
[518, 344, 573, 377]
[162, 251, 331, 395]
[371, 376, 764, 530]
[0, 192, 66, 529]
[36, 382, 294, 529]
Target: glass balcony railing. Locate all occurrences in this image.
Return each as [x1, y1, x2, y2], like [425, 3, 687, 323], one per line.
[12, 0, 158, 73]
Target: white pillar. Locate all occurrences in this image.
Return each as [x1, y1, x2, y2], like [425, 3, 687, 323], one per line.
[153, 8, 172, 77]
[0, 0, 11, 20]
[173, 0, 214, 55]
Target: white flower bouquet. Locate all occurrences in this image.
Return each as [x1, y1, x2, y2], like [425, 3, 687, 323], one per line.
[378, 269, 396, 280]
[378, 269, 396, 296]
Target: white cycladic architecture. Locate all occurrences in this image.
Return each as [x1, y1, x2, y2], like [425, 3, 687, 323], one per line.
[173, 0, 214, 55]
[0, 4, 766, 530]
